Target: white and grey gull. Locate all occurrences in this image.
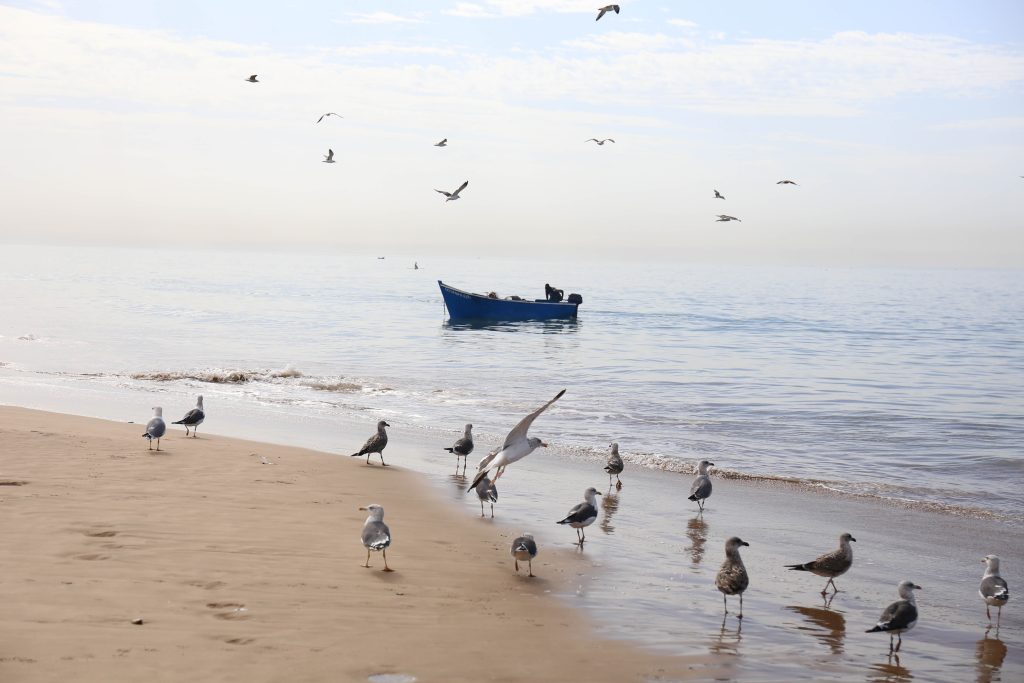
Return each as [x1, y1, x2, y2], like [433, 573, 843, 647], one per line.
[323, 148, 336, 164]
[434, 138, 448, 147]
[688, 460, 714, 511]
[245, 74, 259, 83]
[557, 487, 601, 546]
[172, 395, 205, 437]
[867, 580, 921, 652]
[714, 190, 725, 200]
[785, 532, 856, 596]
[350, 420, 390, 466]
[142, 407, 166, 451]
[358, 504, 393, 571]
[716, 215, 741, 222]
[596, 5, 620, 21]
[316, 112, 342, 123]
[435, 180, 468, 202]
[979, 555, 1009, 625]
[586, 138, 615, 145]
[444, 423, 474, 471]
[474, 474, 498, 518]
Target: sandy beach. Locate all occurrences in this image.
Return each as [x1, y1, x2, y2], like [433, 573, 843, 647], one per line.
[0, 406, 721, 682]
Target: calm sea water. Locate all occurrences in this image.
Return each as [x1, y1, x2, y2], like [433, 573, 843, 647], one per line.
[2, 244, 1022, 521]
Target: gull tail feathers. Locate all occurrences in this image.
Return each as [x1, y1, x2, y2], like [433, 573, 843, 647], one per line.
[467, 468, 490, 492]
[785, 563, 811, 572]
[443, 447, 455, 453]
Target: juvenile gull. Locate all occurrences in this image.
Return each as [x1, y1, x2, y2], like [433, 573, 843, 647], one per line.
[511, 534, 538, 577]
[434, 138, 448, 147]
[435, 180, 468, 202]
[716, 536, 750, 618]
[358, 504, 393, 571]
[714, 189, 725, 200]
[316, 112, 342, 123]
[350, 420, 390, 466]
[142, 407, 166, 451]
[323, 148, 336, 164]
[468, 389, 565, 491]
[557, 487, 601, 546]
[979, 555, 1009, 625]
[172, 395, 205, 437]
[688, 460, 714, 511]
[246, 74, 259, 83]
[604, 442, 624, 488]
[474, 474, 498, 517]
[867, 580, 921, 652]
[586, 138, 615, 145]
[444, 424, 474, 471]
[595, 4, 619, 21]
[785, 532, 856, 596]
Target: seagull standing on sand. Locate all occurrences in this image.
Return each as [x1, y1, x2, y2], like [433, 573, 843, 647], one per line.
[596, 5, 620, 21]
[316, 112, 342, 123]
[604, 442, 624, 488]
[716, 215, 741, 222]
[557, 487, 601, 546]
[716, 536, 750, 618]
[172, 395, 205, 437]
[435, 180, 468, 202]
[468, 389, 565, 491]
[142, 407, 166, 451]
[350, 420, 390, 466]
[358, 504, 393, 571]
[867, 580, 921, 652]
[714, 190, 725, 200]
[586, 138, 615, 145]
[323, 149, 336, 164]
[444, 424, 474, 472]
[434, 138, 448, 147]
[979, 555, 1009, 625]
[777, 180, 798, 185]
[474, 474, 498, 517]
[245, 74, 259, 83]
[688, 460, 714, 511]
[785, 533, 856, 596]
[511, 534, 538, 577]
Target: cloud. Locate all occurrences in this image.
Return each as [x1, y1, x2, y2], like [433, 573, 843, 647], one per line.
[929, 117, 1024, 131]
[345, 12, 425, 25]
[444, 3, 498, 18]
[565, 32, 676, 52]
[668, 19, 698, 29]
[445, 0, 594, 17]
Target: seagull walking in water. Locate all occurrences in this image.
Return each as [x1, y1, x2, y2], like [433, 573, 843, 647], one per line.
[435, 180, 468, 202]
[604, 442, 624, 488]
[979, 555, 1009, 625]
[714, 190, 725, 200]
[716, 215, 741, 222]
[350, 420, 390, 466]
[777, 179, 798, 185]
[142, 407, 166, 451]
[316, 112, 342, 123]
[716, 536, 750, 618]
[511, 534, 538, 577]
[172, 395, 205, 437]
[474, 474, 498, 517]
[867, 580, 921, 652]
[468, 389, 564, 491]
[444, 423, 474, 472]
[323, 149, 336, 163]
[358, 504, 393, 571]
[434, 138, 448, 147]
[596, 5, 620, 21]
[785, 533, 856, 596]
[586, 138, 615, 145]
[557, 487, 601, 546]
[245, 74, 259, 83]
[688, 460, 714, 511]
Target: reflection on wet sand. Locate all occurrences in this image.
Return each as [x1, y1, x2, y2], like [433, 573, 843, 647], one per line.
[709, 614, 743, 657]
[686, 514, 708, 567]
[975, 627, 1007, 683]
[600, 491, 620, 534]
[447, 473, 468, 500]
[785, 598, 846, 655]
[868, 653, 913, 683]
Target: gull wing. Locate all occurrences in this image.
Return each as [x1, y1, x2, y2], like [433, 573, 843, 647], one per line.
[605, 139, 615, 143]
[317, 114, 325, 123]
[435, 189, 452, 197]
[451, 180, 469, 197]
[361, 521, 391, 550]
[503, 389, 565, 449]
[596, 8, 607, 21]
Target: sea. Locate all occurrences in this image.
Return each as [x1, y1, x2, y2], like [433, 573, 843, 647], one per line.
[2, 243, 1022, 681]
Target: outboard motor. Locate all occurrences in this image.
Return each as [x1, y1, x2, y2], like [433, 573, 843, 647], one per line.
[567, 293, 583, 305]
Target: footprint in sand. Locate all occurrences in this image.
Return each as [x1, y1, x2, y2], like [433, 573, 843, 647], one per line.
[84, 530, 117, 538]
[76, 553, 110, 561]
[207, 602, 250, 620]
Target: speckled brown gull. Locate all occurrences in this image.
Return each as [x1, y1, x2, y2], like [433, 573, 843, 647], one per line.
[604, 442, 624, 487]
[785, 532, 856, 595]
[716, 536, 750, 618]
[350, 420, 390, 466]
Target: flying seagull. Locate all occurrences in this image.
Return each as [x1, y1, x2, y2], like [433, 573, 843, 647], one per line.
[557, 487, 601, 545]
[316, 112, 342, 123]
[358, 504, 393, 571]
[511, 534, 538, 577]
[586, 138, 615, 145]
[350, 420, 390, 466]
[468, 389, 565, 491]
[596, 5, 620, 21]
[474, 474, 498, 518]
[172, 395, 205, 438]
[714, 190, 725, 200]
[246, 74, 259, 83]
[716, 215, 741, 222]
[323, 149, 335, 164]
[716, 536, 750, 618]
[785, 533, 856, 596]
[142, 407, 166, 451]
[444, 423, 474, 472]
[979, 555, 1009, 625]
[867, 580, 921, 652]
[436, 180, 469, 202]
[434, 138, 448, 147]
[688, 460, 714, 511]
[777, 180, 798, 185]
[604, 442, 624, 488]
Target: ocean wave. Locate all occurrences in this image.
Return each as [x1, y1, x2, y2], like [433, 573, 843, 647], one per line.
[17, 334, 39, 341]
[131, 365, 304, 384]
[303, 380, 363, 393]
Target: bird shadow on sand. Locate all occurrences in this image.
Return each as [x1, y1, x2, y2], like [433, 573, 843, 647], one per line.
[785, 597, 846, 656]
[600, 491, 620, 534]
[709, 614, 743, 657]
[867, 653, 912, 683]
[686, 514, 708, 567]
[975, 627, 1007, 683]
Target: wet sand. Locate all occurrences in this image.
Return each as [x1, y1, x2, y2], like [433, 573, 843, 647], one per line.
[0, 407, 718, 682]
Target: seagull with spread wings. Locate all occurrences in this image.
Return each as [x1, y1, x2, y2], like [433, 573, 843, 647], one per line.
[245, 74, 259, 83]
[716, 214, 741, 222]
[323, 149, 336, 164]
[316, 112, 342, 123]
[596, 5, 620, 21]
[586, 138, 615, 145]
[434, 138, 448, 147]
[436, 180, 469, 202]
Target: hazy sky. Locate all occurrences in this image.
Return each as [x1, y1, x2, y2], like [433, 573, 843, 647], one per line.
[1, 1, 1022, 265]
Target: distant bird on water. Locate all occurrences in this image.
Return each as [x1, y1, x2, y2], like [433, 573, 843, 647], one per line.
[142, 407, 166, 451]
[777, 179, 798, 185]
[358, 504, 393, 571]
[323, 149, 335, 164]
[172, 395, 205, 438]
[434, 138, 448, 147]
[688, 460, 714, 511]
[596, 5, 620, 21]
[511, 534, 538, 577]
[785, 532, 856, 596]
[444, 423, 474, 472]
[436, 180, 469, 202]
[557, 487, 601, 545]
[316, 112, 342, 123]
[979, 555, 1009, 625]
[586, 138, 615, 145]
[350, 420, 390, 466]
[245, 74, 259, 83]
[716, 215, 741, 222]
[716, 536, 750, 618]
[714, 190, 725, 200]
[867, 580, 921, 652]
[468, 389, 565, 490]
[474, 474, 498, 517]
[604, 442, 624, 488]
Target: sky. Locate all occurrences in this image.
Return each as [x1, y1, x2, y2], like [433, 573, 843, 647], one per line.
[1, 1, 1022, 266]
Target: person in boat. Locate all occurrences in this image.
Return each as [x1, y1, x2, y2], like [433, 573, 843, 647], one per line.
[544, 283, 564, 303]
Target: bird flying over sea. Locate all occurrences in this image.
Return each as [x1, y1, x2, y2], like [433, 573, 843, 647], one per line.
[777, 180, 799, 185]
[434, 138, 448, 147]
[436, 180, 469, 202]
[596, 5, 620, 21]
[716, 215, 741, 222]
[323, 149, 335, 164]
[246, 74, 259, 83]
[714, 190, 725, 200]
[586, 138, 615, 145]
[316, 112, 342, 123]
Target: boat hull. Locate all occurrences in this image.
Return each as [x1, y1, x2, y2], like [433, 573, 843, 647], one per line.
[438, 281, 579, 321]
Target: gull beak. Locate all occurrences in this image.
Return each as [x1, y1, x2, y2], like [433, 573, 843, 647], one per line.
[358, 507, 367, 511]
[851, 537, 857, 542]
[742, 541, 750, 547]
[541, 442, 549, 447]
[914, 584, 923, 590]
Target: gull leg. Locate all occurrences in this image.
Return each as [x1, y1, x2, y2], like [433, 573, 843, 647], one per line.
[697, 499, 704, 512]
[997, 605, 1002, 627]
[366, 454, 371, 464]
[528, 560, 534, 578]
[888, 635, 894, 653]
[380, 453, 387, 467]
[895, 633, 902, 652]
[156, 438, 161, 452]
[723, 594, 728, 614]
[147, 439, 152, 451]
[382, 548, 393, 572]
[193, 426, 198, 438]
[515, 559, 519, 573]
[363, 549, 371, 568]
[185, 426, 190, 437]
[479, 500, 485, 517]
[580, 528, 586, 545]
[738, 593, 743, 619]
[986, 605, 991, 620]
[490, 503, 494, 518]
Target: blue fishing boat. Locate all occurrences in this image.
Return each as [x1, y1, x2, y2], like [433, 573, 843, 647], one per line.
[438, 280, 581, 321]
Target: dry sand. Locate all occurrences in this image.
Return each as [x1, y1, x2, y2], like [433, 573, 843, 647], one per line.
[0, 407, 720, 682]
